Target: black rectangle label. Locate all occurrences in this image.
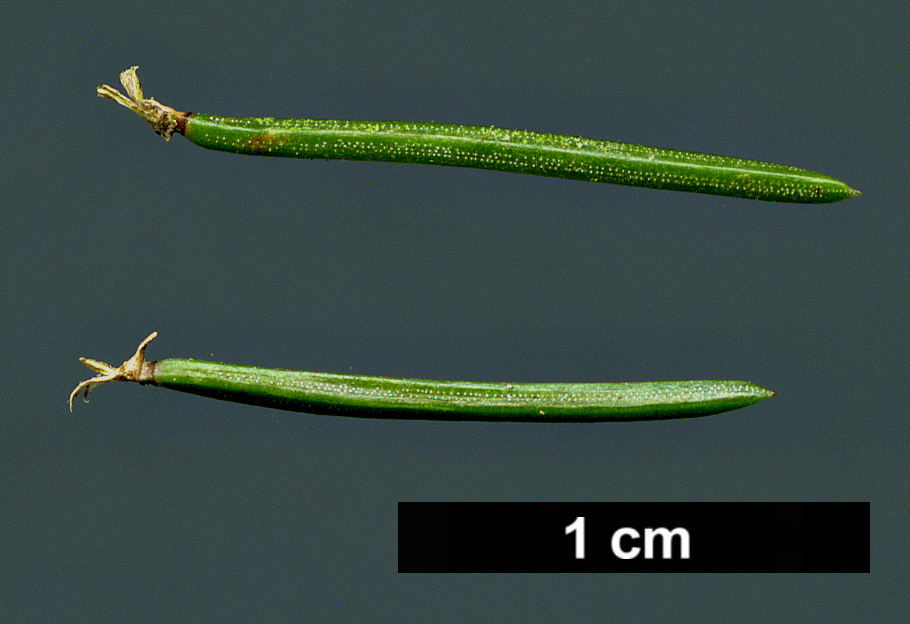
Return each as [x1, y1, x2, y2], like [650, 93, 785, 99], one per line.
[398, 502, 869, 572]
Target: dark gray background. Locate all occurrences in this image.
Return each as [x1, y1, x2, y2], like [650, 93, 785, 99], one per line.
[2, 0, 901, 620]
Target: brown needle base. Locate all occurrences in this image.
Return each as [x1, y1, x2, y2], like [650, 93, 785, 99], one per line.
[69, 332, 157, 411]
